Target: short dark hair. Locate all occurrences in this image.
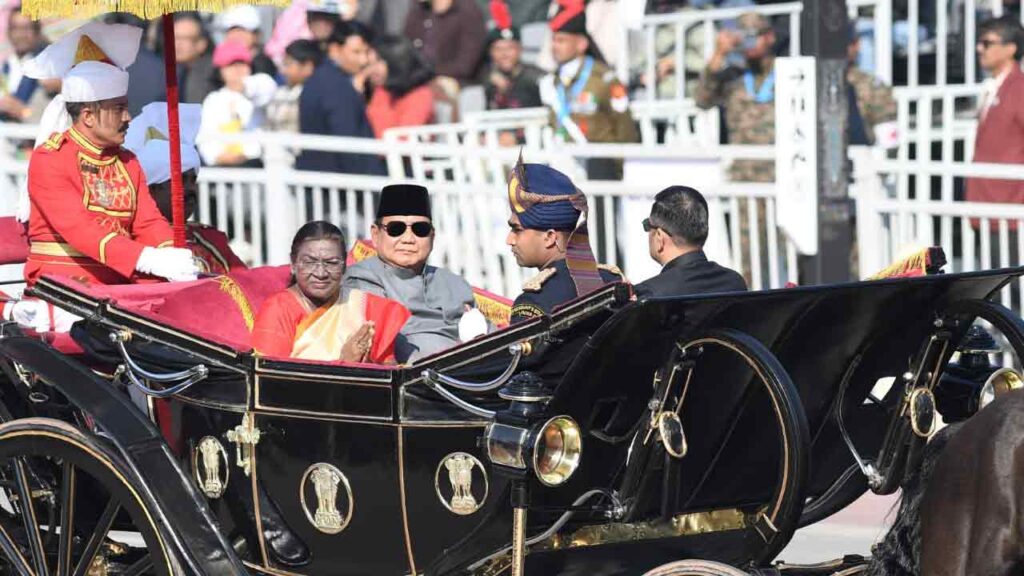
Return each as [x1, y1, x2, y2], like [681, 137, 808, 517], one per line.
[285, 39, 323, 66]
[329, 20, 372, 48]
[650, 186, 709, 247]
[980, 16, 1024, 61]
[65, 101, 97, 121]
[290, 220, 347, 262]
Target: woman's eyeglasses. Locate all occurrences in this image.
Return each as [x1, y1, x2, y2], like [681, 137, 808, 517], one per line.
[296, 258, 344, 274]
[383, 221, 433, 238]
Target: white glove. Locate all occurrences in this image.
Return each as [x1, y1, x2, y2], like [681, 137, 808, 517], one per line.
[458, 307, 488, 342]
[6, 299, 50, 332]
[135, 246, 200, 282]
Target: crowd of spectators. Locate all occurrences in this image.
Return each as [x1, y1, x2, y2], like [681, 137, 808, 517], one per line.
[0, 0, 1018, 176]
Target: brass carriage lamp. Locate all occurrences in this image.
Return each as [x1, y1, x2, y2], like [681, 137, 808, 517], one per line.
[482, 372, 582, 576]
[936, 325, 1024, 420]
[483, 372, 582, 486]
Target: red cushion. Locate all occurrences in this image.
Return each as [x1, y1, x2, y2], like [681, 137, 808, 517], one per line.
[0, 217, 28, 265]
[155, 266, 291, 350]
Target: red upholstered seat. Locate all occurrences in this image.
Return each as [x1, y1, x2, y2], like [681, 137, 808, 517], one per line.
[49, 266, 291, 352]
[0, 217, 28, 265]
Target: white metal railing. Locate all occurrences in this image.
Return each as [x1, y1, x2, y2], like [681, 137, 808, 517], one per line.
[634, 0, 892, 103]
[893, 84, 985, 164]
[0, 123, 791, 296]
[634, 0, 1024, 102]
[857, 156, 1024, 311]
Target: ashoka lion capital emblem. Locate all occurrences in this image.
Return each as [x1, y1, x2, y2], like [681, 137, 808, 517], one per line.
[192, 436, 228, 499]
[300, 463, 353, 534]
[435, 452, 488, 516]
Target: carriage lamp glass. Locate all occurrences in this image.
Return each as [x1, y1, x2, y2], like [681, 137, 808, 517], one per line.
[979, 367, 1023, 410]
[484, 415, 582, 486]
[486, 422, 528, 470]
[533, 416, 582, 487]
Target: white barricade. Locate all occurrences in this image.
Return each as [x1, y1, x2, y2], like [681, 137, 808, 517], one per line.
[0, 123, 793, 296]
[856, 155, 1024, 311]
[634, 0, 891, 104]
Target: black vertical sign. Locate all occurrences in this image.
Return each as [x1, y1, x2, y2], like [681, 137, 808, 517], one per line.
[801, 0, 852, 283]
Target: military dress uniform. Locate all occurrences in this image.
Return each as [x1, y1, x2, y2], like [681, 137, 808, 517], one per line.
[539, 56, 638, 147]
[511, 259, 623, 322]
[25, 128, 174, 285]
[507, 157, 625, 323]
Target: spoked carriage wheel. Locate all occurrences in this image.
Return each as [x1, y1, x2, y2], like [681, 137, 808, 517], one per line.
[0, 418, 174, 576]
[642, 559, 751, 576]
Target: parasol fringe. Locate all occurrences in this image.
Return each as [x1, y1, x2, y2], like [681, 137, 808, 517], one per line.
[23, 0, 289, 20]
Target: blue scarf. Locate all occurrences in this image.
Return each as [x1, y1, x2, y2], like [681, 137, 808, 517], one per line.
[743, 69, 775, 104]
[555, 56, 595, 132]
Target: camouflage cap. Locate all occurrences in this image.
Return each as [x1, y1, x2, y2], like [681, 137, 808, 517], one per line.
[736, 12, 771, 34]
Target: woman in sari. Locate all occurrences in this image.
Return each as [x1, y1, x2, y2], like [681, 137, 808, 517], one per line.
[252, 221, 410, 363]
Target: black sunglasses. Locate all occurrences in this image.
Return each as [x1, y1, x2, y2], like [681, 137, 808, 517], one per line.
[977, 38, 1007, 49]
[382, 221, 433, 238]
[642, 217, 659, 232]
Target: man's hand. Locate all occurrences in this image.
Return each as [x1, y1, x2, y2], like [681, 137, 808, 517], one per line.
[709, 29, 741, 72]
[341, 322, 375, 362]
[135, 246, 200, 282]
[489, 71, 511, 93]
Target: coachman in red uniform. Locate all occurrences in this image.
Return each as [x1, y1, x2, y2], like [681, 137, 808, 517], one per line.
[26, 127, 177, 285]
[22, 22, 198, 286]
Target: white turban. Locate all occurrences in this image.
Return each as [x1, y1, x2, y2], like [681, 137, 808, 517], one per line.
[17, 22, 142, 221]
[24, 22, 142, 149]
[125, 102, 202, 186]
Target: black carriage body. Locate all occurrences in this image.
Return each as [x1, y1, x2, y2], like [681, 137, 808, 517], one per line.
[5, 268, 1022, 575]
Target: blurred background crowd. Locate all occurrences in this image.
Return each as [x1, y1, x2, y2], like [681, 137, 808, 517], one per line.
[0, 0, 1014, 171]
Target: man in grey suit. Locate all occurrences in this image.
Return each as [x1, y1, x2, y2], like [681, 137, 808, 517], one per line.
[343, 184, 477, 363]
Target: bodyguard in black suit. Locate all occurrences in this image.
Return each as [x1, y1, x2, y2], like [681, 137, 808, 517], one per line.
[634, 186, 747, 298]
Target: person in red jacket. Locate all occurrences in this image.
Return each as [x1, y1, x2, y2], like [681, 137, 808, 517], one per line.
[22, 22, 198, 286]
[967, 16, 1024, 207]
[126, 102, 248, 275]
[365, 35, 435, 138]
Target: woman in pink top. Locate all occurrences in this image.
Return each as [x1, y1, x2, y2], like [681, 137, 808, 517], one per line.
[365, 36, 436, 138]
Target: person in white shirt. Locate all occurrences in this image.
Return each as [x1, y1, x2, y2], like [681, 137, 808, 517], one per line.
[197, 39, 277, 167]
[0, 5, 47, 123]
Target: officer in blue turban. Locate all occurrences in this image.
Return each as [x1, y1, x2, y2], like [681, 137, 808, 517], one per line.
[506, 157, 624, 322]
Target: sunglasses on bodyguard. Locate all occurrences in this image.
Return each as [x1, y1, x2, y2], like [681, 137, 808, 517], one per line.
[382, 221, 434, 238]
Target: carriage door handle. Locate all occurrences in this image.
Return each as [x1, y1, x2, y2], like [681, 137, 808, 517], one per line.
[226, 412, 261, 477]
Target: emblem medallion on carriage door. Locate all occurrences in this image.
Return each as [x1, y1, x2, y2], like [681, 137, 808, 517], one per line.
[192, 436, 229, 499]
[299, 463, 354, 534]
[435, 452, 488, 516]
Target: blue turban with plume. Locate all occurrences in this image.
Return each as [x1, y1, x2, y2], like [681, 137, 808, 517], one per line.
[507, 161, 587, 231]
[507, 155, 603, 296]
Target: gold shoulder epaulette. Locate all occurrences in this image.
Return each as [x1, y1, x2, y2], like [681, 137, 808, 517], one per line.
[523, 267, 557, 292]
[41, 131, 65, 151]
[597, 263, 624, 278]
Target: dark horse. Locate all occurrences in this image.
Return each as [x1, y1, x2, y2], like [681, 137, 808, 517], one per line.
[918, 390, 1024, 576]
[867, 390, 1024, 576]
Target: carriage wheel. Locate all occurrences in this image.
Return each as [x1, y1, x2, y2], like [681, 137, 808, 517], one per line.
[642, 559, 751, 576]
[0, 418, 175, 576]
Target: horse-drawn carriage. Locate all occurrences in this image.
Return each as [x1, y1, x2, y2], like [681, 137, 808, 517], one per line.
[0, 260, 1022, 576]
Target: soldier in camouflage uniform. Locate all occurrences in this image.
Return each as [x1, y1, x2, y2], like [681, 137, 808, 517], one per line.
[539, 2, 638, 180]
[693, 13, 776, 285]
[695, 12, 777, 183]
[847, 30, 897, 146]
